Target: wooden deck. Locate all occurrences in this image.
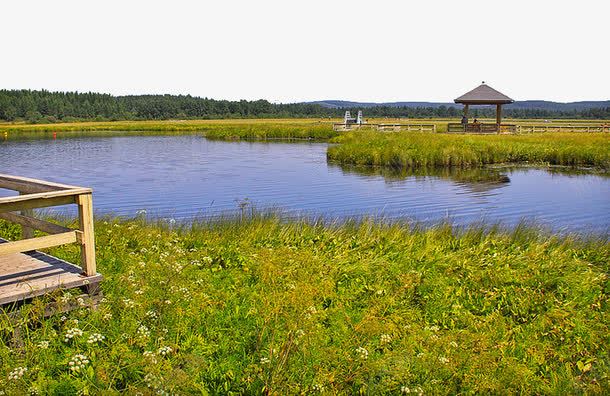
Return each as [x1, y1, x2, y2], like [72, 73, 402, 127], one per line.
[0, 174, 101, 308]
[0, 240, 102, 305]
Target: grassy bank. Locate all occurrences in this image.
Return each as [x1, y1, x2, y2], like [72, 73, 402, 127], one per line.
[0, 119, 339, 141]
[1, 217, 608, 394]
[328, 131, 610, 170]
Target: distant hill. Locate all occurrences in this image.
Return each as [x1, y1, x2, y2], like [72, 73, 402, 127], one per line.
[309, 100, 610, 111]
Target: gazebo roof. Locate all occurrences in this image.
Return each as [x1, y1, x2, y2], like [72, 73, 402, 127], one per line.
[455, 83, 514, 105]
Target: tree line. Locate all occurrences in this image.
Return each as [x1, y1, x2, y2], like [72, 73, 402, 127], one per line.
[1, 89, 609, 123]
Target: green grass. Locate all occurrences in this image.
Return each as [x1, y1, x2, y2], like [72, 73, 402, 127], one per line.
[0, 119, 339, 141]
[1, 217, 608, 394]
[328, 131, 610, 170]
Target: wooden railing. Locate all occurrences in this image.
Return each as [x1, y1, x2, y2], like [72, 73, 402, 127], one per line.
[447, 123, 517, 134]
[517, 125, 610, 133]
[0, 174, 96, 276]
[376, 124, 436, 132]
[333, 123, 436, 132]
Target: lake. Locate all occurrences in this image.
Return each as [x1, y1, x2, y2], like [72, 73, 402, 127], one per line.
[1, 134, 609, 233]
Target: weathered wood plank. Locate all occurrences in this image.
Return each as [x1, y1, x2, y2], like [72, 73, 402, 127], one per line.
[0, 232, 78, 256]
[77, 194, 96, 276]
[0, 194, 76, 213]
[0, 212, 73, 235]
[0, 173, 83, 193]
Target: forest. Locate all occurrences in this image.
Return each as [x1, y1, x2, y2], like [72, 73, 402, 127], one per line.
[1, 89, 609, 123]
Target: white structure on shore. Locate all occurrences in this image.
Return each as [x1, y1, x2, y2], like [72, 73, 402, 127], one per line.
[343, 110, 364, 125]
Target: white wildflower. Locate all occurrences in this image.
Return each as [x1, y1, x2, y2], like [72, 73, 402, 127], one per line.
[260, 357, 270, 365]
[356, 346, 369, 360]
[68, 354, 90, 372]
[137, 325, 150, 338]
[103, 313, 113, 320]
[87, 333, 105, 344]
[60, 292, 73, 303]
[438, 356, 450, 364]
[158, 346, 173, 356]
[146, 310, 158, 319]
[123, 298, 135, 308]
[77, 297, 86, 307]
[380, 334, 392, 345]
[37, 340, 50, 349]
[8, 366, 27, 380]
[64, 327, 83, 342]
[143, 351, 158, 364]
[312, 383, 325, 393]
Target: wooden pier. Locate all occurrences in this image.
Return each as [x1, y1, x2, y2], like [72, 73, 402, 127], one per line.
[0, 174, 101, 307]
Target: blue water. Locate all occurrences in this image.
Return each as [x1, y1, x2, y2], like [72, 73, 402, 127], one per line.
[1, 134, 608, 233]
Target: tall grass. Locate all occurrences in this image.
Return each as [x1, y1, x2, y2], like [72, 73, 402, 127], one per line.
[0, 217, 608, 394]
[0, 119, 339, 140]
[328, 131, 610, 170]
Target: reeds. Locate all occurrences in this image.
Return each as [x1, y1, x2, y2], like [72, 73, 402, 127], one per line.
[327, 131, 610, 170]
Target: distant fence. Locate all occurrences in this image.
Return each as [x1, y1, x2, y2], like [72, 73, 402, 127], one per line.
[333, 123, 436, 132]
[447, 123, 517, 134]
[447, 123, 609, 134]
[517, 125, 610, 133]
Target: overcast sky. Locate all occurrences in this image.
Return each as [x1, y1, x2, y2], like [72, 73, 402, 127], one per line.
[1, 0, 608, 103]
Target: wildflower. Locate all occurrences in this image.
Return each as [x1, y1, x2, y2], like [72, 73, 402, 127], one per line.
[144, 350, 158, 363]
[60, 315, 68, 322]
[401, 386, 423, 395]
[77, 297, 86, 307]
[37, 340, 50, 349]
[380, 334, 392, 345]
[438, 356, 450, 364]
[312, 383, 325, 393]
[164, 300, 172, 305]
[103, 313, 113, 320]
[201, 256, 213, 265]
[68, 354, 90, 372]
[356, 346, 369, 360]
[146, 310, 159, 319]
[137, 325, 151, 338]
[123, 298, 135, 308]
[60, 292, 73, 303]
[87, 333, 105, 344]
[139, 261, 146, 268]
[8, 366, 27, 380]
[158, 346, 173, 356]
[260, 357, 270, 365]
[135, 289, 144, 295]
[64, 327, 83, 342]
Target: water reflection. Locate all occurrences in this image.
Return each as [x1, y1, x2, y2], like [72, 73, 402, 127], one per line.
[331, 164, 511, 194]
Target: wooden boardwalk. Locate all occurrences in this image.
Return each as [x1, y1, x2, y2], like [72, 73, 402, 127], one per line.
[0, 174, 101, 308]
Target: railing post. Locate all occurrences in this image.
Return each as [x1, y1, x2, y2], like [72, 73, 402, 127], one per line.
[19, 192, 35, 239]
[77, 193, 96, 276]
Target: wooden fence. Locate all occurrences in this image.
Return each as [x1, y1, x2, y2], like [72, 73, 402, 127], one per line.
[333, 123, 436, 132]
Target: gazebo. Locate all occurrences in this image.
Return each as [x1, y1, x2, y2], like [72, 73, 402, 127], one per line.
[448, 82, 516, 134]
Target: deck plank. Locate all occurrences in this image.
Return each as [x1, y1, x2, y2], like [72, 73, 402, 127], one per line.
[0, 245, 102, 306]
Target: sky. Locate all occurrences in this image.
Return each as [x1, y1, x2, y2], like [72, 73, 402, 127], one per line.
[1, 0, 609, 103]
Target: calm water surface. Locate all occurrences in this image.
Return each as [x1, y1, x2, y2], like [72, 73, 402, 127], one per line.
[1, 134, 608, 233]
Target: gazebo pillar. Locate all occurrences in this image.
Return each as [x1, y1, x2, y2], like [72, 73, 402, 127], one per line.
[463, 104, 469, 118]
[496, 104, 502, 134]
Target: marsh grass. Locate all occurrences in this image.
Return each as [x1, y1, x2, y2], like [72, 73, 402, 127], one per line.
[0, 217, 608, 394]
[328, 131, 610, 170]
